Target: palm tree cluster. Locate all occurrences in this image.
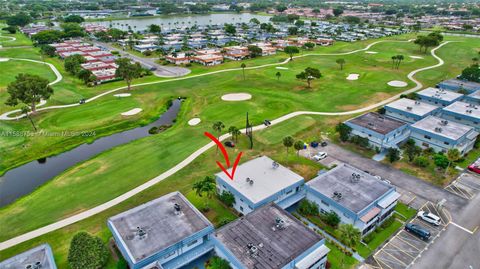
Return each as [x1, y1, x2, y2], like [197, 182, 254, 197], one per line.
[391, 55, 404, 69]
[192, 176, 216, 208]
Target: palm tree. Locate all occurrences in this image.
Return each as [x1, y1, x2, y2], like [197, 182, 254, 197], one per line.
[283, 136, 294, 156]
[192, 176, 216, 208]
[228, 126, 241, 142]
[396, 55, 404, 69]
[336, 58, 346, 70]
[338, 224, 361, 268]
[391, 55, 398, 69]
[294, 140, 304, 156]
[212, 121, 225, 153]
[276, 71, 281, 80]
[240, 63, 246, 80]
[446, 148, 460, 175]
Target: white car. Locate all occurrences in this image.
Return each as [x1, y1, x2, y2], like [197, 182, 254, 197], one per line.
[313, 152, 328, 161]
[417, 211, 441, 226]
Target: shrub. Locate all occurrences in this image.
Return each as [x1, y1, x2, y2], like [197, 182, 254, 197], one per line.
[387, 148, 400, 163]
[206, 256, 231, 269]
[148, 127, 158, 134]
[322, 211, 341, 227]
[298, 200, 319, 216]
[116, 259, 128, 269]
[68, 232, 109, 269]
[218, 191, 235, 207]
[433, 153, 449, 169]
[380, 216, 395, 228]
[218, 217, 235, 227]
[363, 232, 375, 244]
[111, 50, 119, 55]
[414, 155, 429, 167]
[199, 205, 210, 212]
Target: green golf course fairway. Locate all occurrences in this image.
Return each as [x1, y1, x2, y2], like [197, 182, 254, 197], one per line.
[0, 34, 479, 268]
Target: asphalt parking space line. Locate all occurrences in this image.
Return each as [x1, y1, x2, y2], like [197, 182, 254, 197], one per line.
[453, 183, 474, 198]
[396, 232, 426, 250]
[373, 256, 391, 269]
[382, 250, 408, 267]
[388, 240, 420, 258]
[375, 255, 399, 269]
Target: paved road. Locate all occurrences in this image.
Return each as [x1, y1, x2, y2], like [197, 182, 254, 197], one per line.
[92, 40, 191, 77]
[0, 40, 453, 251]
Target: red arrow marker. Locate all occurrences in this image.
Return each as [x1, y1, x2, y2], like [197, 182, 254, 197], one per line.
[204, 132, 243, 180]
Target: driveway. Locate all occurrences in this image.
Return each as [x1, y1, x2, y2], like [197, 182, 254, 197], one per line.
[92, 41, 191, 77]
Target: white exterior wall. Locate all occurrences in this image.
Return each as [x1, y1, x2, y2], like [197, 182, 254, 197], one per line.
[441, 113, 480, 131]
[385, 110, 417, 123]
[409, 130, 474, 155]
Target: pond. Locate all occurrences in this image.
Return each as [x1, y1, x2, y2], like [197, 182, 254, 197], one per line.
[89, 13, 271, 32]
[0, 99, 182, 207]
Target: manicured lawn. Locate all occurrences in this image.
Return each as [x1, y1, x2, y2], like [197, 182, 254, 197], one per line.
[325, 241, 358, 269]
[357, 220, 403, 258]
[184, 190, 238, 227]
[395, 202, 417, 221]
[0, 29, 32, 47]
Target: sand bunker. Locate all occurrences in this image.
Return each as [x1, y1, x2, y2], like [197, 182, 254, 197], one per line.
[0, 58, 9, 62]
[121, 108, 142, 116]
[410, 56, 423, 59]
[365, 51, 378, 54]
[114, 93, 131, 97]
[276, 67, 289, 70]
[221, 93, 252, 101]
[346, 74, 359, 80]
[188, 118, 201, 126]
[388, 80, 408, 87]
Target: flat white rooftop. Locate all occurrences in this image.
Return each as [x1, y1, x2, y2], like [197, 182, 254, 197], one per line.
[443, 101, 480, 119]
[108, 192, 212, 264]
[467, 90, 480, 100]
[411, 116, 474, 141]
[216, 156, 304, 204]
[417, 87, 462, 102]
[0, 244, 56, 269]
[386, 98, 439, 117]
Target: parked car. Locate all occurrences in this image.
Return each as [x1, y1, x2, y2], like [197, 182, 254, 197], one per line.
[405, 223, 431, 240]
[313, 152, 327, 161]
[263, 120, 272, 126]
[310, 141, 319, 148]
[79, 98, 86, 104]
[320, 141, 328, 147]
[468, 157, 480, 174]
[417, 211, 441, 226]
[224, 141, 235, 148]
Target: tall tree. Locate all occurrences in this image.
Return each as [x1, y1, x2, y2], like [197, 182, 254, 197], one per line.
[338, 224, 361, 267]
[240, 63, 246, 80]
[212, 121, 225, 153]
[5, 73, 53, 114]
[446, 148, 460, 175]
[284, 46, 300, 60]
[21, 106, 37, 131]
[336, 58, 346, 70]
[283, 136, 294, 156]
[276, 71, 281, 80]
[115, 58, 142, 91]
[64, 54, 86, 75]
[296, 67, 322, 88]
[192, 176, 216, 207]
[228, 126, 241, 142]
[336, 123, 351, 142]
[294, 140, 304, 156]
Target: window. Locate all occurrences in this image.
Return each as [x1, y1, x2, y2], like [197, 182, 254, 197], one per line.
[286, 189, 293, 195]
[444, 141, 450, 145]
[240, 198, 244, 202]
[424, 135, 431, 140]
[240, 206, 244, 212]
[321, 200, 329, 206]
[187, 240, 198, 247]
[164, 251, 176, 259]
[455, 116, 461, 120]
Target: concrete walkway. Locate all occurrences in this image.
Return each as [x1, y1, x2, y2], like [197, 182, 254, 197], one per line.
[0, 39, 415, 121]
[0, 58, 63, 120]
[0, 41, 453, 251]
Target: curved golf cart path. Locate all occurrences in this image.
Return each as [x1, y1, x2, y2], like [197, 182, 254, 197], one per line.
[0, 39, 412, 121]
[0, 58, 62, 119]
[0, 41, 452, 251]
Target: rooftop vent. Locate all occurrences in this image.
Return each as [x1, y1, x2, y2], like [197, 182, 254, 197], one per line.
[332, 191, 343, 201]
[246, 177, 254, 185]
[247, 243, 258, 256]
[434, 127, 442, 133]
[275, 216, 286, 230]
[406, 106, 413, 110]
[467, 109, 473, 114]
[272, 161, 280, 169]
[440, 120, 448, 126]
[351, 173, 360, 183]
[136, 226, 147, 240]
[174, 203, 181, 215]
[415, 101, 421, 105]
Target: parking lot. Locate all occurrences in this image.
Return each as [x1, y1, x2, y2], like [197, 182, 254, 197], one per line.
[372, 202, 449, 269]
[445, 172, 480, 200]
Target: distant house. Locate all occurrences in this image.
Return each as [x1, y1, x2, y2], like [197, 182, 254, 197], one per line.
[344, 112, 410, 150]
[441, 101, 480, 131]
[464, 90, 480, 105]
[306, 163, 400, 236]
[385, 98, 440, 123]
[133, 44, 158, 53]
[223, 46, 250, 61]
[108, 192, 215, 269]
[215, 156, 305, 215]
[191, 54, 223, 66]
[314, 38, 335, 46]
[213, 203, 330, 269]
[416, 87, 463, 107]
[0, 244, 57, 269]
[409, 116, 478, 155]
[437, 79, 480, 93]
[165, 53, 191, 65]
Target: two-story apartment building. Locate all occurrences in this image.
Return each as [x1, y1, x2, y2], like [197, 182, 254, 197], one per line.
[463, 90, 480, 105]
[441, 101, 480, 131]
[0, 244, 57, 269]
[437, 79, 480, 93]
[416, 87, 463, 107]
[213, 203, 330, 269]
[215, 156, 305, 215]
[305, 163, 400, 236]
[108, 192, 215, 269]
[223, 46, 250, 60]
[344, 112, 410, 150]
[409, 116, 478, 156]
[385, 98, 440, 123]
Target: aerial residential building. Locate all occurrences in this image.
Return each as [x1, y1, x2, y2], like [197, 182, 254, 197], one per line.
[313, 38, 335, 46]
[409, 116, 478, 155]
[215, 156, 305, 215]
[191, 54, 223, 66]
[223, 46, 250, 61]
[0, 244, 57, 269]
[441, 101, 480, 131]
[464, 90, 480, 105]
[385, 98, 440, 123]
[213, 203, 330, 269]
[165, 53, 191, 65]
[416, 87, 463, 107]
[437, 79, 480, 93]
[306, 163, 400, 236]
[344, 112, 410, 150]
[108, 192, 215, 269]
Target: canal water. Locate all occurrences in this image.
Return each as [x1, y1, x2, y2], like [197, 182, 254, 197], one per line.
[0, 99, 181, 207]
[89, 13, 271, 32]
